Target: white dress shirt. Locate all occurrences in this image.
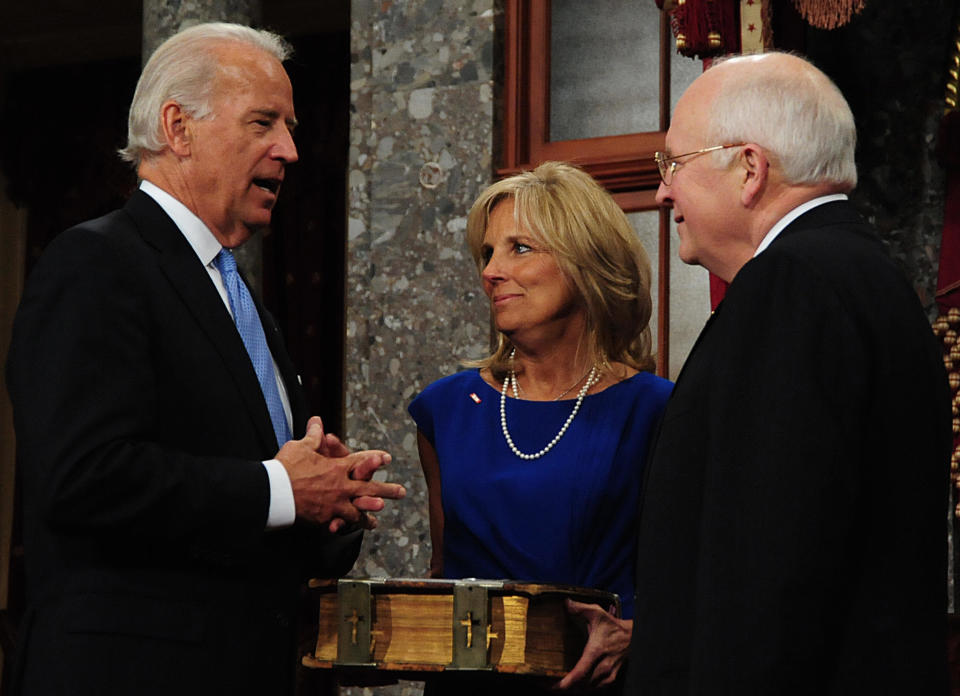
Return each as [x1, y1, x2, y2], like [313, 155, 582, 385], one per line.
[140, 180, 296, 529]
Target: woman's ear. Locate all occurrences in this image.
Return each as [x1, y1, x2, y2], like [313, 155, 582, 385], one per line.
[159, 100, 191, 156]
[739, 144, 769, 208]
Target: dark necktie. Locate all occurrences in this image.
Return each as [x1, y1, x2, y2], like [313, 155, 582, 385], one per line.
[213, 248, 292, 447]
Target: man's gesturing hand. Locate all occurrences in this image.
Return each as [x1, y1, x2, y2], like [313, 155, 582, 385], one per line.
[276, 416, 405, 532]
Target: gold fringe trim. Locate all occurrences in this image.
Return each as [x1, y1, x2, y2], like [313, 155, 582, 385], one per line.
[791, 0, 865, 30]
[946, 23, 960, 114]
[933, 309, 960, 515]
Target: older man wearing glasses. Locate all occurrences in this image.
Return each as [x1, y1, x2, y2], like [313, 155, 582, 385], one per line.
[624, 52, 951, 694]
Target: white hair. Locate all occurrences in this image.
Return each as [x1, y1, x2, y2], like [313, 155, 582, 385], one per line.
[118, 22, 292, 167]
[707, 53, 858, 190]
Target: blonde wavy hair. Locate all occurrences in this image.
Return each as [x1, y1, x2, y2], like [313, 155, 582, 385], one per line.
[465, 161, 655, 378]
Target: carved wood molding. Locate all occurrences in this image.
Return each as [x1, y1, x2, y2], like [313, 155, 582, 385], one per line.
[498, 0, 668, 212]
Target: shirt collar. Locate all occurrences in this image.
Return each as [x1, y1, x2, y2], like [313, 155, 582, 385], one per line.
[753, 193, 849, 258]
[139, 179, 223, 267]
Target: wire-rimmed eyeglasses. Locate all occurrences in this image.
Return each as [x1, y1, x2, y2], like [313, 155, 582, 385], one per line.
[654, 143, 746, 186]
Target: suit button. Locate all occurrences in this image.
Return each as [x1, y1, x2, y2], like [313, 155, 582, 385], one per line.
[274, 612, 290, 628]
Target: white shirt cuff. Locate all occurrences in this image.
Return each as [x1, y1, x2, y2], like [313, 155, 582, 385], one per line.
[262, 459, 296, 529]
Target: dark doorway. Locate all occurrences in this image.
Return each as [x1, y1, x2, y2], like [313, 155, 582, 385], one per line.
[265, 28, 351, 437]
[0, 55, 140, 696]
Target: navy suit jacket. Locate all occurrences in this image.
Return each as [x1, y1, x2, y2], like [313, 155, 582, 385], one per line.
[7, 190, 360, 695]
[625, 201, 951, 695]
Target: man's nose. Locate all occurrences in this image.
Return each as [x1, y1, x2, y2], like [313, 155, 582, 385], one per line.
[655, 180, 672, 207]
[274, 128, 299, 164]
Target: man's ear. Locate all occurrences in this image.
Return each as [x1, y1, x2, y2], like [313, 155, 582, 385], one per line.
[160, 100, 191, 156]
[739, 144, 769, 208]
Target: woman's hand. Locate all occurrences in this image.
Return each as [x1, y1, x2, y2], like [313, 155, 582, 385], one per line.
[554, 600, 632, 691]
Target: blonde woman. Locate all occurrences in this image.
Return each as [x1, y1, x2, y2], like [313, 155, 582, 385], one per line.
[409, 162, 672, 692]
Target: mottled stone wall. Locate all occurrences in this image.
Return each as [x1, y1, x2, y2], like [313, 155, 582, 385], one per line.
[806, 0, 954, 318]
[345, 0, 494, 578]
[344, 3, 495, 691]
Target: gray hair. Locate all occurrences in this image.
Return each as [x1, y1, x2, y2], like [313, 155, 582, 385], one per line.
[707, 53, 857, 190]
[118, 22, 292, 167]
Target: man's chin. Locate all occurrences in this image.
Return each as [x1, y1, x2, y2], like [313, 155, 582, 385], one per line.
[677, 247, 698, 267]
[242, 215, 273, 235]
[241, 201, 277, 230]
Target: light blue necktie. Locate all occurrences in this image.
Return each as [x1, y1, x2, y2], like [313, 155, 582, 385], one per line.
[214, 249, 292, 447]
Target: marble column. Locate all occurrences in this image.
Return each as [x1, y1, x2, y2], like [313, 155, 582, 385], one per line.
[140, 0, 264, 284]
[345, 0, 495, 589]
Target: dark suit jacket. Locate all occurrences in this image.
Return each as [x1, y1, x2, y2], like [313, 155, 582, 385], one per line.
[625, 201, 951, 695]
[6, 191, 360, 695]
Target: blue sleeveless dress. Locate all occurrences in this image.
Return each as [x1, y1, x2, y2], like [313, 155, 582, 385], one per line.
[408, 369, 671, 619]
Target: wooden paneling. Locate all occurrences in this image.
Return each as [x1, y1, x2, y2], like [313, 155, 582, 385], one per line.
[498, 0, 669, 209]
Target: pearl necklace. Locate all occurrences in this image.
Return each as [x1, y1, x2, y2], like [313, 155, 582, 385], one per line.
[511, 364, 594, 401]
[499, 350, 598, 460]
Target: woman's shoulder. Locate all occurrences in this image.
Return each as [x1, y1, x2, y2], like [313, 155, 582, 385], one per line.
[409, 369, 491, 437]
[638, 370, 674, 396]
[411, 369, 487, 405]
[424, 368, 484, 391]
[606, 370, 673, 406]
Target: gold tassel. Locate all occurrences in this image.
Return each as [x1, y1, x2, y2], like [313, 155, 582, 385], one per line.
[791, 0, 866, 30]
[947, 26, 960, 113]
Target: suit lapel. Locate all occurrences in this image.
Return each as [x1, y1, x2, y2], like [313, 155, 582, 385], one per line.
[123, 191, 279, 452]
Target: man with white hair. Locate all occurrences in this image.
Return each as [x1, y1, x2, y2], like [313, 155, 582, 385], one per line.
[625, 52, 950, 694]
[7, 22, 404, 695]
